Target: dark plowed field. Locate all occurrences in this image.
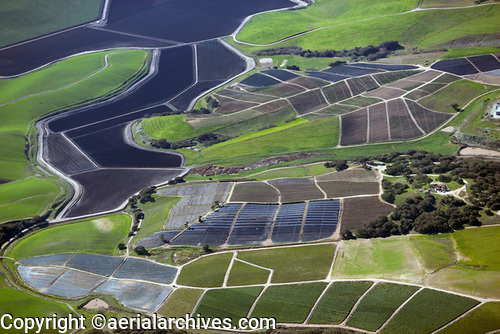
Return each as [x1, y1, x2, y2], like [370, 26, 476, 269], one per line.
[467, 55, 500, 72]
[288, 89, 329, 115]
[46, 134, 98, 175]
[368, 102, 390, 142]
[431, 58, 478, 75]
[215, 96, 258, 114]
[322, 81, 352, 104]
[341, 196, 394, 231]
[387, 99, 422, 140]
[230, 182, 280, 203]
[341, 108, 368, 146]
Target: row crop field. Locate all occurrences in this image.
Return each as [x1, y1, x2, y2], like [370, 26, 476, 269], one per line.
[341, 196, 394, 231]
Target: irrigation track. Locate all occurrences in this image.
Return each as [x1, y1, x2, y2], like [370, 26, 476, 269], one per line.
[232, 3, 499, 47]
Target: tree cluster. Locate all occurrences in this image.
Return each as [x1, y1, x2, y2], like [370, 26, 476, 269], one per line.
[253, 41, 404, 61]
[0, 212, 51, 246]
[381, 179, 408, 204]
[324, 160, 348, 171]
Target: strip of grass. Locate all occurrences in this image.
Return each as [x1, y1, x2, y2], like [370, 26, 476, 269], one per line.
[227, 260, 270, 286]
[186, 117, 339, 166]
[177, 253, 233, 288]
[332, 238, 424, 283]
[381, 288, 480, 334]
[251, 163, 329, 181]
[452, 226, 500, 271]
[251, 283, 328, 323]
[346, 282, 419, 331]
[0, 0, 102, 48]
[309, 281, 373, 325]
[196, 287, 263, 322]
[132, 195, 181, 247]
[0, 274, 72, 333]
[409, 234, 456, 272]
[237, 244, 335, 283]
[438, 301, 500, 334]
[158, 288, 204, 318]
[7, 213, 131, 259]
[419, 79, 497, 113]
[441, 47, 500, 59]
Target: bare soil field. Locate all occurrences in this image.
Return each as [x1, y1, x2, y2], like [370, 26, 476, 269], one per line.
[253, 83, 306, 97]
[364, 86, 406, 99]
[217, 88, 276, 103]
[269, 178, 324, 202]
[317, 181, 380, 198]
[230, 182, 280, 203]
[341, 108, 368, 145]
[214, 95, 258, 114]
[316, 168, 378, 182]
[288, 89, 329, 115]
[289, 76, 330, 89]
[387, 99, 423, 140]
[368, 102, 390, 142]
[341, 196, 394, 231]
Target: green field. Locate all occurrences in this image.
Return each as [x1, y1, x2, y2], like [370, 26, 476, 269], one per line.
[132, 195, 180, 246]
[453, 226, 500, 270]
[0, 50, 149, 136]
[177, 253, 232, 288]
[184, 117, 339, 166]
[441, 47, 500, 59]
[0, 134, 30, 181]
[158, 288, 204, 318]
[409, 234, 456, 272]
[381, 288, 480, 334]
[0, 177, 60, 222]
[141, 114, 213, 141]
[7, 214, 131, 259]
[309, 281, 373, 324]
[0, 0, 102, 48]
[346, 282, 420, 331]
[251, 283, 327, 323]
[438, 302, 500, 334]
[235, 4, 500, 53]
[0, 274, 72, 333]
[227, 260, 270, 286]
[333, 238, 424, 283]
[196, 287, 263, 322]
[419, 79, 497, 113]
[237, 0, 419, 45]
[237, 244, 335, 283]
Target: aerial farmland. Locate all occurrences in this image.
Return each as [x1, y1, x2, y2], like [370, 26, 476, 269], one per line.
[0, 0, 500, 333]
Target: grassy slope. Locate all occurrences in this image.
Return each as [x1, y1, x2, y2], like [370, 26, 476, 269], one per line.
[7, 214, 131, 259]
[158, 288, 204, 318]
[235, 4, 500, 52]
[332, 238, 424, 283]
[0, 178, 60, 221]
[0, 0, 103, 48]
[0, 134, 29, 181]
[132, 195, 181, 246]
[184, 117, 339, 166]
[409, 234, 456, 272]
[237, 244, 335, 283]
[196, 287, 263, 322]
[237, 0, 419, 44]
[176, 253, 233, 288]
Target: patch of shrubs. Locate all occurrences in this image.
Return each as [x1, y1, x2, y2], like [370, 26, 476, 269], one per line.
[0, 212, 51, 246]
[253, 41, 404, 61]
